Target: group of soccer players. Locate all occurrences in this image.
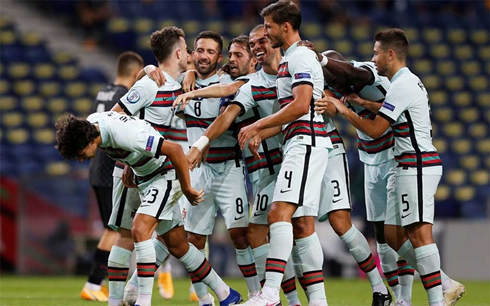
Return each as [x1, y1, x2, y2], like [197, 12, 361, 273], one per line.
[55, 1, 466, 306]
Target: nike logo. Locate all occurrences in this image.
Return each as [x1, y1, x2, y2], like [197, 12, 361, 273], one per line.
[401, 213, 411, 219]
[280, 189, 291, 193]
[234, 216, 245, 221]
[332, 198, 342, 204]
[254, 212, 265, 217]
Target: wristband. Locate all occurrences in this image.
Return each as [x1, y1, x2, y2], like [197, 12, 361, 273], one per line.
[320, 56, 329, 67]
[192, 136, 209, 152]
[144, 65, 156, 75]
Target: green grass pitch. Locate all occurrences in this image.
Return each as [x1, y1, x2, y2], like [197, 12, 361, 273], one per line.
[0, 276, 488, 305]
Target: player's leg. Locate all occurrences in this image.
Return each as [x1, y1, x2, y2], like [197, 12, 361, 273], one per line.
[162, 224, 243, 304]
[217, 161, 260, 297]
[81, 186, 116, 302]
[108, 229, 133, 306]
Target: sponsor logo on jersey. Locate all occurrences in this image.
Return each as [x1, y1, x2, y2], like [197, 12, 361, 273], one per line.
[145, 136, 154, 152]
[294, 72, 311, 80]
[382, 102, 396, 111]
[127, 90, 140, 103]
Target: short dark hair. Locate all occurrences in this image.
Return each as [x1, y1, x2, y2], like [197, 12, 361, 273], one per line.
[55, 114, 99, 161]
[260, 0, 301, 31]
[116, 51, 144, 77]
[150, 26, 185, 63]
[374, 28, 409, 61]
[194, 30, 224, 54]
[228, 34, 253, 58]
[250, 24, 264, 35]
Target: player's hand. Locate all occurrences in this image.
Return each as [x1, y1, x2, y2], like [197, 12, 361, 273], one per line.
[183, 187, 205, 206]
[186, 147, 203, 170]
[122, 165, 138, 188]
[147, 66, 166, 87]
[315, 96, 339, 117]
[298, 40, 323, 62]
[182, 70, 197, 92]
[238, 121, 261, 150]
[342, 93, 362, 106]
[201, 145, 209, 165]
[173, 91, 195, 108]
[329, 96, 349, 115]
[247, 135, 262, 160]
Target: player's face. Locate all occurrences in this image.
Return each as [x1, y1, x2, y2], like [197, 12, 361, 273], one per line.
[193, 38, 222, 77]
[372, 41, 388, 77]
[77, 141, 98, 162]
[249, 28, 275, 66]
[178, 37, 188, 72]
[228, 43, 254, 79]
[263, 16, 284, 49]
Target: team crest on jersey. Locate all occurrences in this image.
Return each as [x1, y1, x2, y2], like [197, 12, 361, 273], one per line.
[127, 90, 140, 103]
[382, 102, 396, 111]
[294, 73, 311, 80]
[145, 136, 154, 151]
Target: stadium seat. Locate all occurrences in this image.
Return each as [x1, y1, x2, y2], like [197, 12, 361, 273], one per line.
[27, 112, 50, 129]
[445, 75, 466, 91]
[460, 60, 481, 76]
[350, 25, 370, 41]
[413, 59, 433, 75]
[72, 97, 93, 115]
[0, 30, 23, 62]
[453, 91, 472, 107]
[357, 41, 374, 58]
[453, 45, 474, 61]
[89, 83, 105, 98]
[2, 111, 23, 129]
[46, 161, 71, 176]
[33, 63, 57, 80]
[105, 18, 134, 50]
[38, 80, 62, 98]
[204, 21, 225, 36]
[46, 97, 68, 115]
[6, 127, 29, 144]
[64, 81, 87, 99]
[303, 22, 322, 39]
[423, 28, 443, 44]
[476, 92, 490, 108]
[333, 40, 354, 56]
[471, 170, 489, 187]
[428, 90, 447, 107]
[459, 155, 481, 171]
[181, 20, 202, 38]
[12, 79, 36, 96]
[477, 45, 490, 61]
[446, 169, 467, 186]
[467, 122, 487, 140]
[324, 23, 346, 40]
[132, 18, 154, 35]
[470, 29, 488, 45]
[21, 96, 44, 112]
[432, 139, 447, 154]
[421, 74, 440, 91]
[450, 138, 471, 155]
[0, 95, 17, 113]
[469, 76, 487, 92]
[458, 107, 480, 123]
[446, 28, 467, 44]
[476, 139, 490, 155]
[436, 60, 456, 76]
[454, 186, 476, 203]
[228, 20, 248, 37]
[0, 79, 10, 96]
[57, 65, 80, 82]
[52, 51, 78, 66]
[32, 128, 55, 145]
[435, 184, 451, 201]
[21, 32, 51, 63]
[433, 107, 453, 123]
[429, 44, 450, 60]
[157, 19, 177, 29]
[407, 42, 425, 58]
[7, 62, 31, 79]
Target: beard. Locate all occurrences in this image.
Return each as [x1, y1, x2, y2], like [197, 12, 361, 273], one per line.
[195, 60, 217, 77]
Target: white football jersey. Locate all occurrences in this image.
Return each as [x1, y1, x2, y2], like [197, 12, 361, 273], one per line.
[232, 69, 282, 175]
[350, 60, 394, 165]
[276, 42, 332, 149]
[179, 74, 239, 164]
[87, 112, 167, 177]
[378, 67, 441, 169]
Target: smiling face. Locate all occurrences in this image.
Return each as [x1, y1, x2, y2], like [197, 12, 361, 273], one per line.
[193, 38, 222, 78]
[249, 27, 276, 67]
[372, 41, 389, 77]
[263, 15, 285, 49]
[228, 42, 254, 79]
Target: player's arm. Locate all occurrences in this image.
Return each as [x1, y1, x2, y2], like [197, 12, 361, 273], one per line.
[110, 102, 128, 114]
[172, 80, 247, 108]
[159, 140, 204, 204]
[342, 93, 382, 114]
[247, 126, 282, 160]
[322, 57, 374, 87]
[330, 97, 390, 139]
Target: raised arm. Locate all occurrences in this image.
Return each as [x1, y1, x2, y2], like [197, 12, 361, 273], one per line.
[173, 80, 247, 108]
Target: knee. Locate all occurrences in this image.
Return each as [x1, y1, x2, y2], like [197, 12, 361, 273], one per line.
[131, 223, 151, 242]
[229, 227, 249, 249]
[329, 216, 352, 237]
[187, 233, 206, 250]
[246, 224, 268, 248]
[292, 217, 315, 239]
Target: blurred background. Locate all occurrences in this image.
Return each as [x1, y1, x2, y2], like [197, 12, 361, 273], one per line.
[0, 0, 488, 280]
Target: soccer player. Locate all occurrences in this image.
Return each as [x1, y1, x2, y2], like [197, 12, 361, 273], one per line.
[80, 51, 144, 302]
[54, 112, 242, 306]
[325, 28, 465, 306]
[183, 26, 301, 305]
[239, 1, 332, 305]
[176, 33, 261, 303]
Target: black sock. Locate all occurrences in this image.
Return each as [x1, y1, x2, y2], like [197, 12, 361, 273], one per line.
[87, 248, 110, 285]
